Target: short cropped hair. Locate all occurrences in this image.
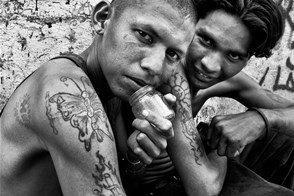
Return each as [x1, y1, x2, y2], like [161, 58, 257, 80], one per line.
[196, 0, 284, 58]
[111, 0, 197, 23]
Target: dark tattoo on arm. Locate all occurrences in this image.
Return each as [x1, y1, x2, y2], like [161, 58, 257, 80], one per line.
[92, 150, 124, 196]
[45, 76, 114, 151]
[14, 94, 31, 128]
[168, 72, 204, 165]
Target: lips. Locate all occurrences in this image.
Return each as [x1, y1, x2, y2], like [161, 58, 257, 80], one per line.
[129, 77, 148, 86]
[194, 68, 214, 82]
[197, 69, 210, 79]
[127, 76, 152, 91]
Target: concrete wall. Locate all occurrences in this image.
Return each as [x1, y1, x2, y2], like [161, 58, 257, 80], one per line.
[1, 0, 293, 122]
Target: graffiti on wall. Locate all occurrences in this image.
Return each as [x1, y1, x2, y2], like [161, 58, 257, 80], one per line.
[259, 0, 293, 92]
[259, 58, 294, 92]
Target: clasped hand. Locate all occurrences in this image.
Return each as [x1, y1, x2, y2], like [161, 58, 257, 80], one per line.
[204, 110, 267, 158]
[127, 93, 176, 164]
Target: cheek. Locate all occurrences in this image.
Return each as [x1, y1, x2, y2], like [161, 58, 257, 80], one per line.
[186, 47, 203, 67]
[161, 65, 176, 82]
[121, 44, 144, 61]
[222, 63, 245, 79]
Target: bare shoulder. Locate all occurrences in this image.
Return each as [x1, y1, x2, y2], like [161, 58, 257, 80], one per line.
[32, 58, 115, 148]
[0, 58, 94, 144]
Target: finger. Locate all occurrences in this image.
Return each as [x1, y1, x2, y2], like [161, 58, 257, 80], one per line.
[127, 130, 152, 164]
[233, 150, 241, 157]
[210, 128, 221, 150]
[136, 132, 161, 158]
[233, 146, 245, 157]
[162, 93, 176, 106]
[141, 110, 174, 138]
[239, 146, 245, 154]
[217, 136, 227, 156]
[206, 124, 214, 141]
[132, 145, 153, 165]
[197, 122, 209, 143]
[226, 143, 240, 158]
[132, 119, 167, 149]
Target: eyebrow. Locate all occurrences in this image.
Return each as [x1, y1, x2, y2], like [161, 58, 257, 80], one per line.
[136, 23, 185, 57]
[197, 28, 249, 58]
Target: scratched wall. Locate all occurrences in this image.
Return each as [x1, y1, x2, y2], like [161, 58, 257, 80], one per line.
[0, 1, 293, 121]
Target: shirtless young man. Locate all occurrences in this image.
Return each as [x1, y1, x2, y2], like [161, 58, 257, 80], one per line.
[0, 0, 198, 195]
[185, 0, 294, 191]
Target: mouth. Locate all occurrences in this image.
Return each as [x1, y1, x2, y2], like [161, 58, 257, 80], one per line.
[127, 76, 151, 90]
[194, 68, 214, 82]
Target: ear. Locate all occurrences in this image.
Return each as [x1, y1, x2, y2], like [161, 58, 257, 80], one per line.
[91, 0, 111, 34]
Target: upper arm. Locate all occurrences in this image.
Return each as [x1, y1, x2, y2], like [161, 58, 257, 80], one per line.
[31, 62, 125, 195]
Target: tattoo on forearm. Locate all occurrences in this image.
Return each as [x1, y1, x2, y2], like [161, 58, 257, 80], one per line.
[45, 76, 114, 151]
[14, 94, 31, 128]
[169, 72, 204, 165]
[92, 150, 123, 196]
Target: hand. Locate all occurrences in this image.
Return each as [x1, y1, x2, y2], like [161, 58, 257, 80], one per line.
[127, 93, 176, 164]
[206, 111, 266, 158]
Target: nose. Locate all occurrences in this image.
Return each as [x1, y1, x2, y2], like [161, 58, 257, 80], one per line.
[140, 48, 165, 76]
[201, 52, 222, 74]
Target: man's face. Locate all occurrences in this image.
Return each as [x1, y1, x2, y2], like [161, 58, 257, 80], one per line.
[186, 10, 252, 90]
[98, 0, 195, 101]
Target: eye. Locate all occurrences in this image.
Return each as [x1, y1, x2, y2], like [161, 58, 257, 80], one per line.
[228, 52, 241, 61]
[166, 49, 180, 62]
[199, 35, 213, 48]
[136, 30, 153, 44]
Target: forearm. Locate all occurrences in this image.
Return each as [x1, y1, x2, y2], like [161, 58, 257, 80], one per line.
[261, 106, 294, 137]
[167, 124, 227, 196]
[165, 69, 227, 196]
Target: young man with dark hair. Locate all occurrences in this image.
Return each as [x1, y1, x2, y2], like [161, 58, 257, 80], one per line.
[186, 0, 294, 192]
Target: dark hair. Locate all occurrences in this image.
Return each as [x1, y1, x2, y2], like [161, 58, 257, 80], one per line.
[196, 0, 284, 58]
[111, 0, 197, 23]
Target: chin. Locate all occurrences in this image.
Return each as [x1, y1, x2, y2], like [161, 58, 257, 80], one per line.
[189, 78, 215, 90]
[111, 86, 131, 102]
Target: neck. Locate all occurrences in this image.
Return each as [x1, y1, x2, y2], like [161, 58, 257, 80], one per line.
[79, 37, 114, 103]
[190, 85, 199, 97]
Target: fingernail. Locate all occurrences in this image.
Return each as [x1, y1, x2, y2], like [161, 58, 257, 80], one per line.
[142, 110, 149, 117]
[137, 133, 144, 140]
[134, 147, 141, 154]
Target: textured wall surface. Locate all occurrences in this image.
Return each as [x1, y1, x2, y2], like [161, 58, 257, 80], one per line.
[0, 0, 293, 123]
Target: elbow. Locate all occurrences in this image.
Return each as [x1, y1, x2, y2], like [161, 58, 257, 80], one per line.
[185, 175, 224, 196]
[204, 179, 223, 196]
[186, 184, 222, 196]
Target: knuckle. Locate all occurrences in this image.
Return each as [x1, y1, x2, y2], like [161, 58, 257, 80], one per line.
[146, 157, 153, 165]
[161, 120, 172, 131]
[213, 115, 223, 122]
[136, 133, 146, 141]
[151, 149, 161, 158]
[158, 140, 167, 150]
[127, 139, 137, 150]
[140, 120, 150, 128]
[214, 121, 225, 131]
[134, 147, 143, 156]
